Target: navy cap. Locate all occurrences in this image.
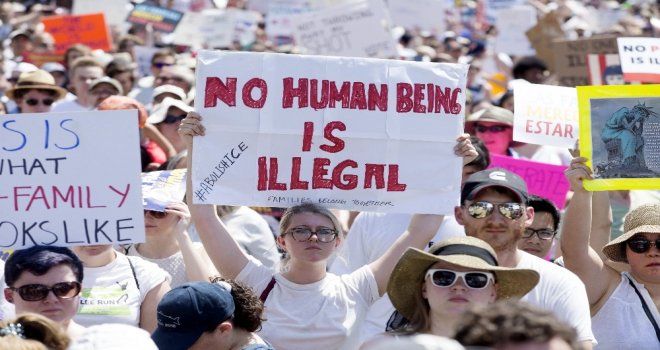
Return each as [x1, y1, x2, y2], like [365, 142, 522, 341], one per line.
[461, 168, 528, 204]
[151, 282, 235, 350]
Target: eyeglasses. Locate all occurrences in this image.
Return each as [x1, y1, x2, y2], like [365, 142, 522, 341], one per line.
[523, 228, 556, 240]
[627, 237, 660, 254]
[10, 281, 81, 301]
[162, 114, 186, 124]
[25, 98, 55, 106]
[475, 124, 510, 133]
[425, 269, 495, 289]
[467, 202, 524, 220]
[285, 226, 338, 243]
[157, 76, 185, 84]
[144, 210, 168, 219]
[152, 62, 173, 69]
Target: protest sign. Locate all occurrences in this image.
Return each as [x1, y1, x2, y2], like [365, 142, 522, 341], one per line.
[134, 46, 161, 78]
[73, 0, 131, 27]
[22, 51, 65, 68]
[489, 155, 570, 209]
[193, 50, 468, 214]
[126, 3, 184, 33]
[617, 37, 660, 83]
[553, 36, 618, 87]
[387, 0, 445, 34]
[485, 0, 525, 23]
[587, 53, 623, 85]
[142, 170, 187, 211]
[525, 11, 565, 72]
[513, 83, 578, 148]
[494, 6, 536, 56]
[266, 0, 312, 38]
[291, 0, 396, 58]
[41, 13, 112, 54]
[577, 84, 660, 191]
[0, 110, 144, 249]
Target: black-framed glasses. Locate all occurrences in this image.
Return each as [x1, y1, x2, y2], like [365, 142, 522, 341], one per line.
[161, 114, 186, 124]
[475, 124, 510, 133]
[25, 98, 55, 106]
[425, 269, 495, 289]
[144, 210, 168, 219]
[467, 202, 524, 220]
[523, 228, 556, 240]
[285, 226, 338, 243]
[10, 281, 81, 301]
[627, 237, 660, 254]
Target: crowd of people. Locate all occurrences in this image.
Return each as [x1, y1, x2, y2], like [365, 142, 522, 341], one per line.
[0, 0, 659, 349]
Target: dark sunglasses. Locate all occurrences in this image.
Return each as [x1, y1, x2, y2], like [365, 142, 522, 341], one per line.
[467, 202, 524, 220]
[157, 76, 185, 84]
[285, 226, 338, 243]
[10, 281, 81, 301]
[425, 269, 495, 289]
[161, 114, 186, 124]
[523, 228, 556, 240]
[144, 210, 168, 219]
[25, 98, 55, 106]
[475, 124, 510, 133]
[627, 237, 660, 254]
[152, 62, 173, 69]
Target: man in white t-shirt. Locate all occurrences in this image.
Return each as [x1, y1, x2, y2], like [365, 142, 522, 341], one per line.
[51, 56, 104, 113]
[454, 168, 595, 348]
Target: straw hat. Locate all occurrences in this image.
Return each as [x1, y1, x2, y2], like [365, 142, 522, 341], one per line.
[603, 204, 660, 263]
[388, 236, 539, 320]
[5, 69, 67, 101]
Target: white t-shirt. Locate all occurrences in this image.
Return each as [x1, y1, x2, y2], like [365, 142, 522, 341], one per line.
[126, 243, 205, 288]
[329, 212, 465, 344]
[517, 251, 595, 344]
[237, 260, 379, 350]
[221, 206, 280, 271]
[74, 253, 170, 328]
[51, 99, 91, 113]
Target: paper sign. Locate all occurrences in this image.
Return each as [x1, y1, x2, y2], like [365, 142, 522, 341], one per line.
[0, 110, 144, 249]
[193, 50, 468, 214]
[525, 11, 565, 72]
[513, 84, 578, 148]
[494, 6, 536, 56]
[142, 169, 187, 211]
[126, 3, 184, 33]
[387, 0, 445, 34]
[73, 0, 131, 27]
[41, 13, 112, 54]
[489, 155, 570, 209]
[553, 36, 618, 87]
[577, 85, 660, 191]
[617, 37, 660, 83]
[587, 54, 623, 85]
[292, 0, 397, 58]
[133, 46, 161, 78]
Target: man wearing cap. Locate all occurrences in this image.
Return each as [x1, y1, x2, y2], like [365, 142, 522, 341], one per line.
[88, 77, 123, 108]
[5, 69, 67, 113]
[455, 168, 595, 348]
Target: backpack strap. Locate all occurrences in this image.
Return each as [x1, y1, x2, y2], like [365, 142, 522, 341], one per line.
[126, 256, 140, 291]
[259, 277, 276, 303]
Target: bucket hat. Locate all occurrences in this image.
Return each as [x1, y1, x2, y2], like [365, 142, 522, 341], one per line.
[5, 69, 67, 101]
[603, 204, 660, 263]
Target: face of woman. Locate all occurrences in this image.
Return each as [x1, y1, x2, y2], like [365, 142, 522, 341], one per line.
[422, 262, 496, 318]
[278, 212, 340, 264]
[144, 210, 179, 237]
[19, 89, 56, 113]
[475, 121, 513, 156]
[626, 232, 660, 282]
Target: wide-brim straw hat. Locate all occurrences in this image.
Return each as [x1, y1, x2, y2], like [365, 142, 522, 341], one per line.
[388, 236, 539, 320]
[5, 69, 67, 101]
[603, 204, 660, 263]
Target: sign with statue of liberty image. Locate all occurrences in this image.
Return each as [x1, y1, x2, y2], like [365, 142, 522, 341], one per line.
[577, 85, 660, 191]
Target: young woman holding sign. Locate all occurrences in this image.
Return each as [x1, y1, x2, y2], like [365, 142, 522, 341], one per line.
[178, 111, 477, 350]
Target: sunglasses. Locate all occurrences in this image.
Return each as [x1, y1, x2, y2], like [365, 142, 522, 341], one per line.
[162, 114, 186, 124]
[144, 210, 168, 219]
[152, 62, 173, 69]
[285, 226, 338, 243]
[157, 76, 185, 84]
[10, 281, 81, 302]
[522, 228, 556, 240]
[25, 98, 55, 106]
[425, 269, 495, 289]
[475, 124, 510, 133]
[627, 237, 660, 254]
[467, 202, 524, 220]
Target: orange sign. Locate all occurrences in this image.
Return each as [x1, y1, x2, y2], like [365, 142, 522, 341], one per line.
[42, 13, 112, 54]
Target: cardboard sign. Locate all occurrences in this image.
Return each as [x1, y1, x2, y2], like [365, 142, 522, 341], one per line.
[513, 84, 578, 148]
[193, 50, 468, 214]
[525, 11, 565, 72]
[387, 0, 445, 34]
[577, 85, 660, 191]
[0, 111, 144, 249]
[494, 5, 536, 56]
[292, 0, 396, 58]
[553, 36, 618, 87]
[126, 3, 184, 33]
[617, 37, 660, 83]
[489, 155, 570, 209]
[41, 13, 112, 54]
[142, 169, 187, 211]
[73, 0, 131, 27]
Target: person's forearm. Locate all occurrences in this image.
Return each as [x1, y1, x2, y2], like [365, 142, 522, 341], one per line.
[177, 230, 214, 282]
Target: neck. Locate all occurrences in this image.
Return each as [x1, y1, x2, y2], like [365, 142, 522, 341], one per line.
[137, 235, 180, 259]
[229, 329, 260, 350]
[511, 143, 541, 158]
[428, 312, 456, 337]
[283, 259, 327, 284]
[83, 249, 116, 267]
[496, 248, 523, 268]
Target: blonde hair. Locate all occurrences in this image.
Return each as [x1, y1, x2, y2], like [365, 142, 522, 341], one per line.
[0, 313, 70, 350]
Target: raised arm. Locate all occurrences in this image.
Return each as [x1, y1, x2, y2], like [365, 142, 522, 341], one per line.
[179, 112, 249, 279]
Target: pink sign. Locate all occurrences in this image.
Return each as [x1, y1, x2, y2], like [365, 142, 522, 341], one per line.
[489, 154, 570, 209]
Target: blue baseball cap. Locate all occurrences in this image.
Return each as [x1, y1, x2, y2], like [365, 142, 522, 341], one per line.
[151, 282, 235, 350]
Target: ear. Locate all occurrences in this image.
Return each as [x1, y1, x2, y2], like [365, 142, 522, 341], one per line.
[524, 206, 534, 226]
[454, 206, 465, 225]
[217, 321, 233, 335]
[276, 235, 287, 252]
[4, 288, 14, 304]
[421, 281, 428, 299]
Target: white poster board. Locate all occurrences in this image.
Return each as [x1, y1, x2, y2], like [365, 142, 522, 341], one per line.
[73, 0, 131, 27]
[193, 50, 468, 214]
[387, 0, 445, 34]
[494, 6, 536, 56]
[0, 110, 144, 249]
[133, 45, 161, 78]
[617, 37, 660, 83]
[513, 83, 579, 148]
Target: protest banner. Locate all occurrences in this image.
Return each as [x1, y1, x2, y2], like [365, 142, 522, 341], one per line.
[513, 83, 578, 148]
[41, 13, 112, 54]
[126, 3, 184, 33]
[266, 0, 312, 39]
[0, 110, 144, 249]
[291, 0, 397, 58]
[494, 5, 536, 56]
[553, 36, 618, 87]
[586, 53, 623, 85]
[72, 0, 131, 27]
[617, 37, 660, 83]
[489, 155, 570, 209]
[386, 0, 445, 34]
[134, 45, 161, 78]
[577, 84, 660, 191]
[525, 11, 565, 72]
[193, 50, 468, 214]
[142, 170, 187, 211]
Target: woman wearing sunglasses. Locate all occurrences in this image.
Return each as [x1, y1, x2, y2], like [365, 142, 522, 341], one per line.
[562, 156, 660, 349]
[3, 246, 85, 339]
[5, 69, 67, 114]
[385, 236, 539, 338]
[147, 97, 193, 154]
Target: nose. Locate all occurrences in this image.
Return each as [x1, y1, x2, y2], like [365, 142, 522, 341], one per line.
[43, 290, 60, 303]
[451, 277, 469, 291]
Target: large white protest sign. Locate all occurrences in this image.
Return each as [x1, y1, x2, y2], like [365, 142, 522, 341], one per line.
[193, 50, 468, 214]
[73, 0, 131, 27]
[513, 83, 578, 148]
[0, 111, 144, 249]
[617, 37, 660, 83]
[292, 0, 396, 58]
[387, 0, 445, 34]
[171, 10, 235, 49]
[494, 6, 536, 56]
